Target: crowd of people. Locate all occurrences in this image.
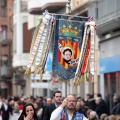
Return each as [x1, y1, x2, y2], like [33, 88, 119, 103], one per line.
[0, 91, 120, 120]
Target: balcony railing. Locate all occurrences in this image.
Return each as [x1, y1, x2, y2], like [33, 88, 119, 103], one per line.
[28, 0, 67, 14]
[12, 53, 29, 67]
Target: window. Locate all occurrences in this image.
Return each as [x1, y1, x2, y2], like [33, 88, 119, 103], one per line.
[0, 26, 7, 41]
[20, 0, 27, 12]
[23, 22, 32, 53]
[0, 0, 7, 17]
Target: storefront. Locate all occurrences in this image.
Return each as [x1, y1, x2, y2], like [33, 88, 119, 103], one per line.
[100, 54, 120, 113]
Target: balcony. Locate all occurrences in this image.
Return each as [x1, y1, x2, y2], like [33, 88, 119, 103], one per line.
[0, 56, 13, 78]
[14, 74, 25, 85]
[12, 53, 29, 67]
[1, 39, 12, 46]
[28, 0, 67, 14]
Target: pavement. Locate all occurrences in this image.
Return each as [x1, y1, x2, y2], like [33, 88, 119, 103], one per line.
[10, 113, 20, 120]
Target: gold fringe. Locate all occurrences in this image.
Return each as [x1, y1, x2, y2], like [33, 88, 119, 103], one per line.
[91, 76, 94, 83]
[25, 68, 31, 74]
[40, 74, 43, 81]
[73, 77, 77, 84]
[86, 73, 90, 82]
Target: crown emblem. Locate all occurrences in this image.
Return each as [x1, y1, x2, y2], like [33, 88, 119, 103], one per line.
[59, 25, 81, 37]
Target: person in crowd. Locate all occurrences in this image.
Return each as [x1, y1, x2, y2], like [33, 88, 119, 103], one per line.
[13, 101, 20, 113]
[89, 111, 99, 120]
[111, 95, 120, 115]
[25, 98, 33, 104]
[76, 102, 81, 112]
[112, 96, 119, 107]
[108, 115, 116, 120]
[18, 99, 24, 113]
[38, 96, 45, 108]
[50, 94, 88, 120]
[18, 103, 38, 120]
[79, 98, 89, 117]
[46, 97, 52, 106]
[42, 90, 62, 120]
[76, 101, 89, 117]
[116, 115, 120, 120]
[86, 109, 92, 119]
[104, 116, 109, 120]
[100, 113, 108, 120]
[97, 93, 108, 113]
[77, 96, 82, 102]
[33, 102, 43, 120]
[95, 97, 107, 118]
[0, 99, 13, 120]
[85, 94, 96, 110]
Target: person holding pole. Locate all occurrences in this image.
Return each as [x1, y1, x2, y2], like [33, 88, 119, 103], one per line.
[50, 94, 88, 120]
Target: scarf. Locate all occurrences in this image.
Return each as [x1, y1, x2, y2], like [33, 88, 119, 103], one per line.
[60, 109, 84, 120]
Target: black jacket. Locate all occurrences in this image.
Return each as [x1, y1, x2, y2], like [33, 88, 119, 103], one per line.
[0, 103, 13, 120]
[42, 103, 56, 120]
[111, 103, 120, 115]
[95, 102, 107, 117]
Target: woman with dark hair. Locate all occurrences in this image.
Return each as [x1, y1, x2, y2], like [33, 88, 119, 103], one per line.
[18, 103, 38, 120]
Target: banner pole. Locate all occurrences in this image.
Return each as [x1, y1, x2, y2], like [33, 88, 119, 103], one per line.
[65, 0, 71, 96]
[66, 0, 71, 15]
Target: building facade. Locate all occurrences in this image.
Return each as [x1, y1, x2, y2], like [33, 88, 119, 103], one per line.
[12, 0, 33, 96]
[0, 0, 100, 99]
[88, 0, 120, 112]
[0, 0, 13, 98]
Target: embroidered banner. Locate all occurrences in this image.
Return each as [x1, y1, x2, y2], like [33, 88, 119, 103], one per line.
[52, 15, 88, 80]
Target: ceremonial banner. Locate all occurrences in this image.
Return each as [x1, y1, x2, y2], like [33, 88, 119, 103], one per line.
[52, 15, 88, 80]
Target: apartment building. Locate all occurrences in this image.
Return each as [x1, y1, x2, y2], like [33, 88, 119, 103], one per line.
[0, 0, 13, 98]
[12, 0, 33, 96]
[88, 0, 120, 112]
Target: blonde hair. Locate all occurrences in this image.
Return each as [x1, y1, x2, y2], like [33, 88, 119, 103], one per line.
[100, 114, 108, 120]
[104, 116, 109, 120]
[109, 115, 116, 120]
[116, 115, 120, 120]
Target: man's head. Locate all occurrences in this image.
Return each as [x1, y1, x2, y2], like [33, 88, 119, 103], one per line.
[46, 97, 52, 105]
[113, 96, 118, 103]
[95, 97, 101, 105]
[86, 94, 91, 100]
[53, 90, 62, 105]
[89, 111, 97, 119]
[97, 93, 102, 98]
[63, 48, 72, 61]
[66, 95, 77, 110]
